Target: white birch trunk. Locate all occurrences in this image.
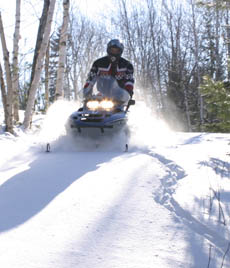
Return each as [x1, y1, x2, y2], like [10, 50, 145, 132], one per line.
[23, 0, 56, 129]
[55, 0, 70, 99]
[12, 0, 21, 122]
[0, 12, 13, 133]
[65, 58, 71, 100]
[0, 62, 8, 124]
[69, 33, 78, 100]
[44, 42, 50, 112]
[73, 62, 78, 100]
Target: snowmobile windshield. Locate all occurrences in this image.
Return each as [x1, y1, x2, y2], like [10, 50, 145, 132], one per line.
[95, 76, 130, 103]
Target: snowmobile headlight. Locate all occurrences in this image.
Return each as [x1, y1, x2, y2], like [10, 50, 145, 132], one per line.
[86, 100, 100, 110]
[100, 100, 114, 110]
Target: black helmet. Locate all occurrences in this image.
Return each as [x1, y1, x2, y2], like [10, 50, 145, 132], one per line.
[107, 39, 124, 62]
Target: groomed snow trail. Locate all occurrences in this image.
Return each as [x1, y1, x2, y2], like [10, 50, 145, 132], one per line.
[0, 148, 195, 268]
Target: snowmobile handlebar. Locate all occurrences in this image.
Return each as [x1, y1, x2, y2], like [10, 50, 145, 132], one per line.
[125, 99, 135, 113]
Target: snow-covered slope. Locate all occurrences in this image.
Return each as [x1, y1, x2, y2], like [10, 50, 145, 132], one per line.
[0, 102, 230, 268]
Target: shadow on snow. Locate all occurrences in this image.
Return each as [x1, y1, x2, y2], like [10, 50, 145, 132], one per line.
[0, 151, 120, 233]
[199, 157, 230, 179]
[148, 151, 228, 267]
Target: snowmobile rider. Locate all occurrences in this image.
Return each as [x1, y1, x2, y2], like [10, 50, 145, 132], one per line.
[82, 39, 135, 99]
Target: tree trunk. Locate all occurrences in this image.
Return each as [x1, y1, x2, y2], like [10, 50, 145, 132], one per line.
[29, 0, 50, 90]
[0, 12, 14, 133]
[214, 3, 222, 80]
[64, 63, 71, 100]
[183, 85, 192, 131]
[23, 0, 56, 129]
[44, 41, 50, 112]
[191, 0, 204, 130]
[55, 0, 70, 99]
[0, 62, 8, 126]
[119, 0, 138, 63]
[73, 61, 78, 100]
[12, 0, 21, 122]
[225, 6, 230, 81]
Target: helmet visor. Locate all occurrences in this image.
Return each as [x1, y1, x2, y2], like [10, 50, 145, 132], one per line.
[109, 47, 121, 55]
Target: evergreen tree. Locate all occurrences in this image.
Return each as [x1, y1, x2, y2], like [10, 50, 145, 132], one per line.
[200, 76, 230, 132]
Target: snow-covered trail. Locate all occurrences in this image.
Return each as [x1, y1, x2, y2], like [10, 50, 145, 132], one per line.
[0, 146, 205, 268]
[1, 97, 230, 268]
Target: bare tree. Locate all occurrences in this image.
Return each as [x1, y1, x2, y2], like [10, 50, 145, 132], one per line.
[0, 62, 8, 126]
[190, 0, 204, 128]
[29, 0, 50, 90]
[146, 0, 165, 111]
[113, 0, 166, 112]
[23, 0, 56, 129]
[55, 0, 70, 99]
[12, 0, 21, 122]
[44, 41, 50, 111]
[224, 3, 230, 81]
[67, 11, 107, 100]
[0, 12, 13, 133]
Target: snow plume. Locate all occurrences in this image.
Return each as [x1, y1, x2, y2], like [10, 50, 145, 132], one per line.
[56, 131, 129, 152]
[165, 98, 187, 132]
[37, 99, 174, 152]
[36, 99, 127, 152]
[38, 99, 79, 145]
[128, 101, 173, 149]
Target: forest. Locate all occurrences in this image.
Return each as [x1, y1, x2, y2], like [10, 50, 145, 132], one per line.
[0, 0, 230, 134]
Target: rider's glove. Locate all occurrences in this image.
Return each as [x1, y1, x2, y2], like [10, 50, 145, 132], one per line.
[124, 84, 134, 98]
[82, 82, 93, 99]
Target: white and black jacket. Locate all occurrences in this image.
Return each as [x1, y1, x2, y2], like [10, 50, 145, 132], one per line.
[84, 56, 134, 96]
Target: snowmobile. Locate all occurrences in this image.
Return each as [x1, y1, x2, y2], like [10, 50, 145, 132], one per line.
[66, 76, 135, 151]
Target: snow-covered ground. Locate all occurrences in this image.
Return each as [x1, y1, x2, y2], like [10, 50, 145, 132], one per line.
[0, 101, 230, 268]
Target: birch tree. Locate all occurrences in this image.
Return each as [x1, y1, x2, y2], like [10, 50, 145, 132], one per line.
[0, 62, 8, 126]
[12, 0, 21, 122]
[55, 0, 70, 99]
[23, 0, 56, 129]
[44, 42, 50, 111]
[0, 12, 13, 133]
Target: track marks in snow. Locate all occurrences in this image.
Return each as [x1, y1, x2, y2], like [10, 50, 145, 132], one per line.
[57, 152, 188, 268]
[145, 149, 230, 262]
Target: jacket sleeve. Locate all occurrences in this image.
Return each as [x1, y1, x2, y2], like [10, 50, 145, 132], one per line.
[83, 61, 98, 89]
[124, 62, 134, 94]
